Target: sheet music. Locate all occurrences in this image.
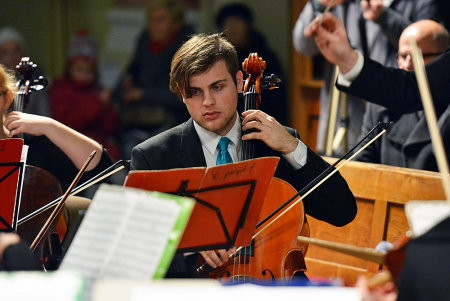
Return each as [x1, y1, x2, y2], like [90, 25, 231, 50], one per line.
[59, 184, 194, 297]
[405, 200, 450, 238]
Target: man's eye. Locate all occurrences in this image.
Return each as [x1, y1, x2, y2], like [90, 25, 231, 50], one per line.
[212, 85, 222, 91]
[190, 90, 200, 96]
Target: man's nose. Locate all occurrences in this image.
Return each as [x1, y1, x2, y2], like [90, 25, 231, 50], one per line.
[202, 91, 215, 106]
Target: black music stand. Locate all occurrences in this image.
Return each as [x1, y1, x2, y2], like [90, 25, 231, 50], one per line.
[124, 157, 280, 253]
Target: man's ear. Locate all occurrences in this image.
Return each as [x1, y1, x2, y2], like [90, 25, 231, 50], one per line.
[236, 70, 244, 93]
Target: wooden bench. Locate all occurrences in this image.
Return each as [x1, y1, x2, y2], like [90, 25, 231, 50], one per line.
[303, 158, 446, 285]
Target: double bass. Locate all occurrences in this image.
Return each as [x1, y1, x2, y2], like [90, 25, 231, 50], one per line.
[11, 58, 68, 270]
[199, 53, 310, 282]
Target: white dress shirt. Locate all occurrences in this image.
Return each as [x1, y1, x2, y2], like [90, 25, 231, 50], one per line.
[193, 112, 308, 169]
[337, 50, 365, 87]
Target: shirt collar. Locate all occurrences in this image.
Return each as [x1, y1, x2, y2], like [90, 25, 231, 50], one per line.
[193, 112, 241, 156]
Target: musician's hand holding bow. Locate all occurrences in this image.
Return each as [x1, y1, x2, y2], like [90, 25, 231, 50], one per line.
[304, 13, 359, 75]
[199, 248, 236, 268]
[241, 110, 298, 155]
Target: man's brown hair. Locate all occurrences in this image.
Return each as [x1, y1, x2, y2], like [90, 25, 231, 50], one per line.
[169, 33, 239, 99]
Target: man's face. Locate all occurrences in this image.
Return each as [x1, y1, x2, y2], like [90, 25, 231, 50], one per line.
[0, 41, 23, 70]
[69, 57, 96, 86]
[148, 7, 179, 44]
[222, 16, 249, 48]
[183, 60, 243, 136]
[397, 30, 441, 71]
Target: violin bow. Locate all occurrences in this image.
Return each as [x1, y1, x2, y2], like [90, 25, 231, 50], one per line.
[409, 37, 450, 202]
[29, 150, 96, 252]
[18, 160, 130, 226]
[296, 235, 394, 288]
[198, 121, 392, 272]
[257, 121, 392, 227]
[248, 122, 391, 250]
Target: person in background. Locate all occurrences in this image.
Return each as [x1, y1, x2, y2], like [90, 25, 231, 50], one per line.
[216, 3, 288, 125]
[114, 0, 192, 160]
[49, 30, 121, 161]
[0, 26, 51, 117]
[355, 20, 450, 172]
[304, 12, 450, 301]
[1, 61, 114, 257]
[293, 0, 441, 155]
[131, 33, 356, 279]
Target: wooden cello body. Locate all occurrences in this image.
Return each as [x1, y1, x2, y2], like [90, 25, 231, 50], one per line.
[200, 53, 309, 282]
[17, 165, 68, 270]
[205, 177, 309, 282]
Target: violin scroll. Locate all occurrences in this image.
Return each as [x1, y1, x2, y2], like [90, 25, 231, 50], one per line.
[15, 57, 48, 110]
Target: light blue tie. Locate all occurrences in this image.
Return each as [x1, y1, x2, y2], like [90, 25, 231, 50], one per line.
[216, 137, 233, 165]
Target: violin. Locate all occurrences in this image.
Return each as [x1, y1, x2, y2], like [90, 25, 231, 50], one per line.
[198, 53, 309, 282]
[12, 57, 68, 270]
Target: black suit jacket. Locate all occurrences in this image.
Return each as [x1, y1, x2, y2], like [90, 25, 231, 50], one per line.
[337, 48, 450, 115]
[131, 118, 357, 277]
[356, 102, 450, 171]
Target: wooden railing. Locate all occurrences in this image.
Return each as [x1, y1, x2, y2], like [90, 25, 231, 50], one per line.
[303, 158, 446, 285]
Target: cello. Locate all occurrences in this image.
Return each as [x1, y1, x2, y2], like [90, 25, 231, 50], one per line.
[10, 57, 69, 270]
[200, 53, 310, 283]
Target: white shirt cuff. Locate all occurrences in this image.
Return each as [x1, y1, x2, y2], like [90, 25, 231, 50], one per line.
[337, 50, 364, 87]
[282, 139, 307, 170]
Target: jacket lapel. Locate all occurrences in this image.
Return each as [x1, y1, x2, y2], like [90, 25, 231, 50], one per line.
[179, 118, 207, 168]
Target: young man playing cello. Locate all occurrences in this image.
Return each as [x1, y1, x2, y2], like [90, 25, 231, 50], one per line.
[131, 33, 356, 279]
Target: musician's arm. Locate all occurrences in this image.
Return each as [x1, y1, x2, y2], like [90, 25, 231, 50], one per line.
[4, 112, 102, 170]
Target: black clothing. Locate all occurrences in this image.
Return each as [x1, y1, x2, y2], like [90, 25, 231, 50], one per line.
[25, 134, 114, 191]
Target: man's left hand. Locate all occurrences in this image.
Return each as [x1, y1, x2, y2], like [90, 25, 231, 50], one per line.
[241, 110, 298, 154]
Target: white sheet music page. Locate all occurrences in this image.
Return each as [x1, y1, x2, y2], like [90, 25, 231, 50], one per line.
[59, 184, 193, 296]
[405, 200, 450, 238]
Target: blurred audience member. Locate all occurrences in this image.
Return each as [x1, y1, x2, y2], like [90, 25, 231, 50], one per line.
[178, 0, 203, 33]
[356, 20, 450, 172]
[293, 0, 441, 155]
[0, 26, 50, 117]
[49, 30, 121, 161]
[216, 3, 288, 125]
[114, 0, 192, 160]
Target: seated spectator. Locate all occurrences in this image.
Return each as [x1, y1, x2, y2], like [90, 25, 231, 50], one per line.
[49, 30, 121, 161]
[0, 26, 50, 117]
[114, 0, 192, 160]
[215, 2, 288, 125]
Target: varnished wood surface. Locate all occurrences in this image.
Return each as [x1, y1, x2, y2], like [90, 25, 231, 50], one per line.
[303, 158, 446, 285]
